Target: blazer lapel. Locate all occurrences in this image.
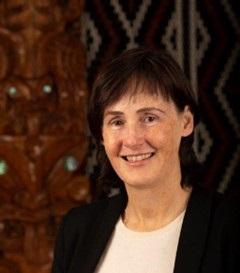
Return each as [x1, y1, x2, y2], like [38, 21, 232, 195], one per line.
[69, 193, 126, 273]
[174, 186, 213, 273]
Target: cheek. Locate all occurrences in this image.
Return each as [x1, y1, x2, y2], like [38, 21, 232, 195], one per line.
[149, 123, 181, 150]
[149, 123, 170, 140]
[102, 130, 121, 156]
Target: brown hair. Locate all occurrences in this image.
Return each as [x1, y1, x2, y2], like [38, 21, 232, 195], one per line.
[88, 47, 201, 196]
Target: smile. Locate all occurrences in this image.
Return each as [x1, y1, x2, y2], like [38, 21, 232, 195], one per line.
[121, 152, 155, 163]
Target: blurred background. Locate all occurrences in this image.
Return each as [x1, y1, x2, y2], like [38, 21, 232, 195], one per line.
[0, 1, 239, 272]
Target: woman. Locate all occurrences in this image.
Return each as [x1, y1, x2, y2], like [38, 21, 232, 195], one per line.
[52, 48, 240, 273]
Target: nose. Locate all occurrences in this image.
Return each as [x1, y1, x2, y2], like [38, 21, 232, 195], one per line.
[123, 122, 144, 149]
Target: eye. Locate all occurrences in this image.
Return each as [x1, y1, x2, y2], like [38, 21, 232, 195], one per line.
[109, 119, 125, 127]
[143, 115, 158, 123]
[144, 116, 155, 122]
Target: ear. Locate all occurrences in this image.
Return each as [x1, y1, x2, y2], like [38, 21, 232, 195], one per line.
[181, 105, 194, 137]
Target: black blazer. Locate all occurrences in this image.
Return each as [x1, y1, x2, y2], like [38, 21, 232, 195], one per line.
[52, 186, 240, 273]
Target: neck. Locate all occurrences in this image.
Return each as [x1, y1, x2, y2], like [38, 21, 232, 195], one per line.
[123, 177, 192, 231]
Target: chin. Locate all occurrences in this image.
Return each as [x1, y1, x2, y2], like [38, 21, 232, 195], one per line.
[122, 177, 159, 190]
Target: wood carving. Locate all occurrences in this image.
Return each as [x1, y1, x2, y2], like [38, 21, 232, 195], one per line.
[0, 1, 89, 273]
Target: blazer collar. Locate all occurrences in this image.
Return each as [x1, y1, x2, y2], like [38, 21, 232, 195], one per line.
[70, 187, 213, 273]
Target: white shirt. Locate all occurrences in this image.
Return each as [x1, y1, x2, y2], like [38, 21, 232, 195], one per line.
[95, 211, 185, 273]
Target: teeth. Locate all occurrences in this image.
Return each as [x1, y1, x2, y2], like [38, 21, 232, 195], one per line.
[126, 153, 153, 162]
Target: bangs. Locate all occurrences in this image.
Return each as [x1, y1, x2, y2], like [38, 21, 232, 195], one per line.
[99, 67, 172, 112]
[124, 72, 171, 102]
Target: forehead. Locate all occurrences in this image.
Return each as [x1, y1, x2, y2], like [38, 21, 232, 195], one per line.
[103, 90, 175, 114]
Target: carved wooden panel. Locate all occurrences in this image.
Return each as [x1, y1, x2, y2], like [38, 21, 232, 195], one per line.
[0, 1, 89, 273]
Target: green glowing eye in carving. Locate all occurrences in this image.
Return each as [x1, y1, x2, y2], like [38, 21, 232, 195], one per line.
[43, 85, 52, 94]
[8, 86, 17, 96]
[64, 156, 78, 172]
[0, 159, 8, 175]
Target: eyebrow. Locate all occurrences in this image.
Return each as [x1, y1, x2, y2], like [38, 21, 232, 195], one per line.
[104, 107, 165, 118]
[104, 111, 123, 118]
[136, 107, 165, 114]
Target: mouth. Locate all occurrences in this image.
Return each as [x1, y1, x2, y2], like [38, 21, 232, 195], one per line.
[121, 152, 155, 163]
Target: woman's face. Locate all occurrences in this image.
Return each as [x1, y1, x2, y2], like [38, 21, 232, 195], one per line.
[102, 90, 193, 190]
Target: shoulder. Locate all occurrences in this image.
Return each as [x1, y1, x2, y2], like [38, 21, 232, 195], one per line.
[213, 193, 240, 229]
[197, 186, 240, 232]
[53, 193, 125, 262]
[188, 186, 240, 229]
[52, 193, 126, 272]
[65, 193, 125, 219]
[60, 193, 125, 235]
